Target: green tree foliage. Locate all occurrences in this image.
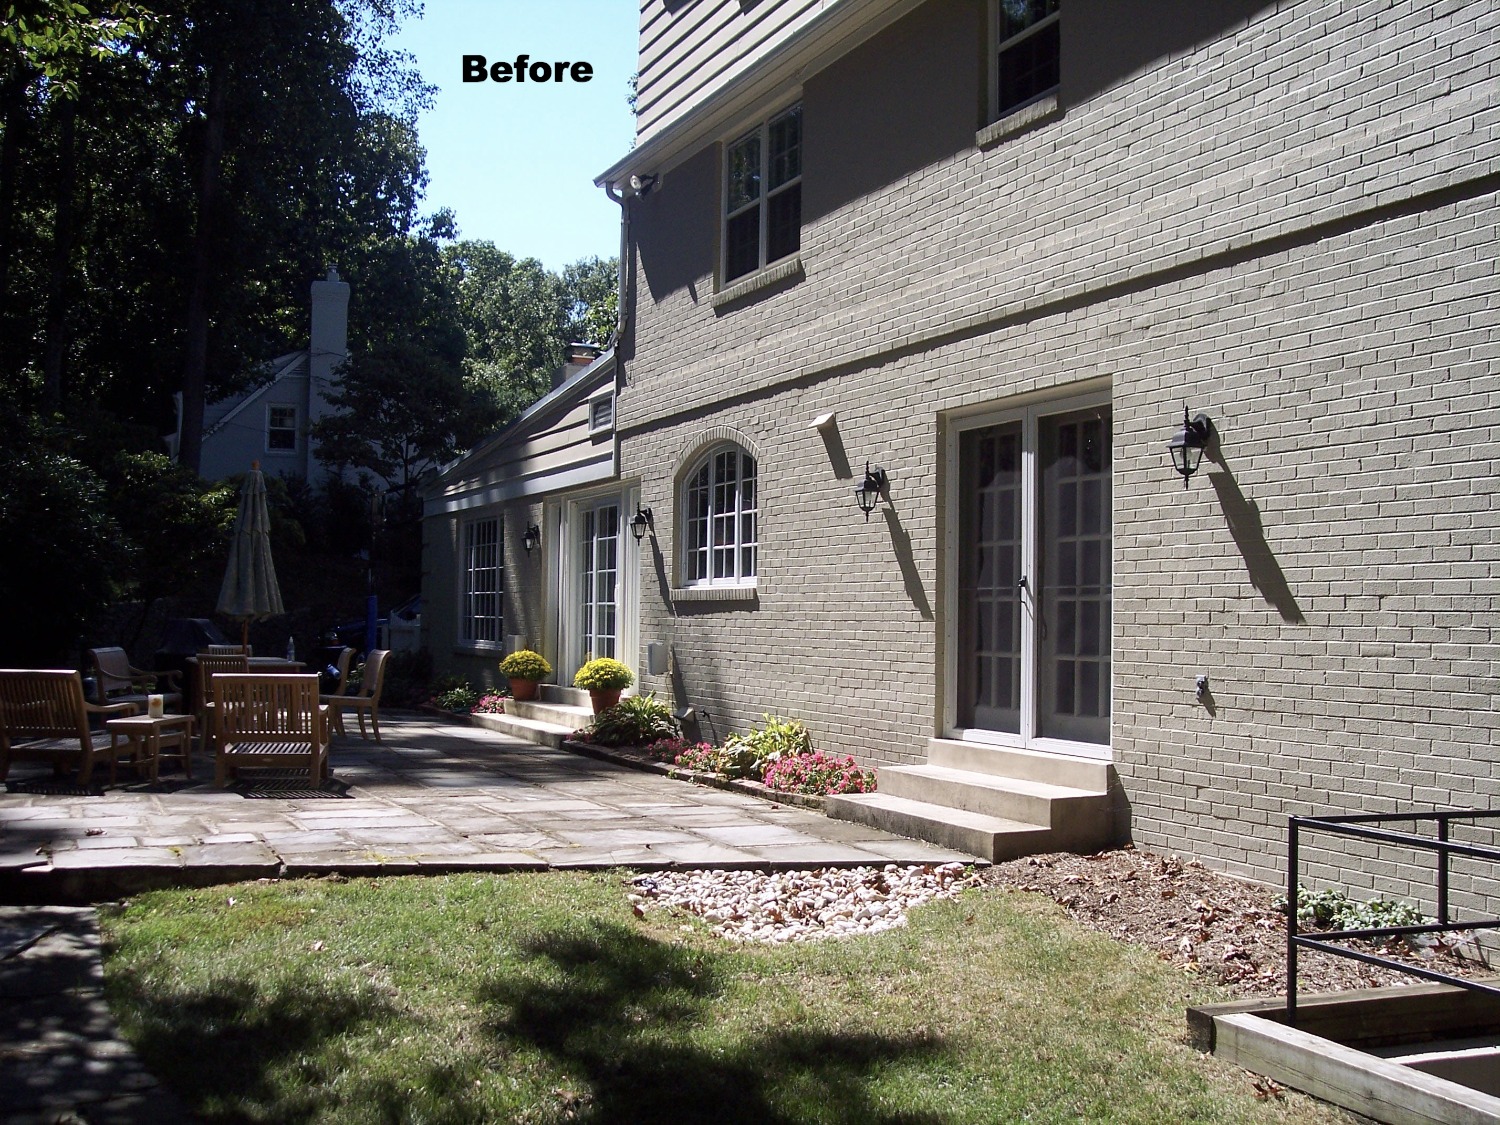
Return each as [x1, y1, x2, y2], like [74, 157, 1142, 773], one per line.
[0, 429, 122, 664]
[561, 256, 619, 347]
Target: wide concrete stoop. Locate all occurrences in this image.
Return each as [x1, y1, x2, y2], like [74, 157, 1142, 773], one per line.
[471, 698, 591, 749]
[827, 739, 1115, 862]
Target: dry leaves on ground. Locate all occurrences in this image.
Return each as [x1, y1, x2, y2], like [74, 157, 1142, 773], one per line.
[983, 846, 1484, 1000]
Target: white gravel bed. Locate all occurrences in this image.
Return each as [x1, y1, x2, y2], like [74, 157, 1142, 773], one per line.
[628, 862, 982, 943]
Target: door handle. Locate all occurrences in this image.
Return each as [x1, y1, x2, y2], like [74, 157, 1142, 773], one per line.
[1016, 576, 1029, 593]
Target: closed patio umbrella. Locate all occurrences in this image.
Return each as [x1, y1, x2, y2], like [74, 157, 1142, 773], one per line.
[217, 462, 284, 648]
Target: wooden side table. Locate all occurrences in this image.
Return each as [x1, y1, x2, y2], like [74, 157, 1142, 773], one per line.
[105, 714, 197, 783]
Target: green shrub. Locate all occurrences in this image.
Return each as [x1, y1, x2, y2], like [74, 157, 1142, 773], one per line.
[572, 657, 634, 691]
[1277, 885, 1433, 930]
[580, 693, 679, 747]
[381, 649, 434, 708]
[724, 714, 813, 775]
[499, 649, 552, 680]
[674, 741, 760, 779]
[433, 683, 478, 712]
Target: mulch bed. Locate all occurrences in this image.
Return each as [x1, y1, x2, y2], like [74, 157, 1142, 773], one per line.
[983, 846, 1486, 1000]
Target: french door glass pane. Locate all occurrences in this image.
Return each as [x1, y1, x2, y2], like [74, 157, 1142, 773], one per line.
[958, 423, 1023, 733]
[1038, 409, 1111, 743]
[581, 504, 619, 660]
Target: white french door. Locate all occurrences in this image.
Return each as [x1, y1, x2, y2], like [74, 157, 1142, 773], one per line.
[556, 487, 639, 683]
[946, 394, 1112, 758]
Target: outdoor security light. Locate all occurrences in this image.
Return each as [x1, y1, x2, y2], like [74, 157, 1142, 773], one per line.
[630, 173, 658, 196]
[630, 506, 653, 543]
[855, 464, 887, 519]
[1167, 407, 1213, 486]
[523, 524, 541, 554]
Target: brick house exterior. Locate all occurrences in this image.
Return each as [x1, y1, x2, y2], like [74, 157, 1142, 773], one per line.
[431, 0, 1500, 895]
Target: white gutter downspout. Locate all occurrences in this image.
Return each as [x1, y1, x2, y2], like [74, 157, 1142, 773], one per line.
[604, 180, 629, 350]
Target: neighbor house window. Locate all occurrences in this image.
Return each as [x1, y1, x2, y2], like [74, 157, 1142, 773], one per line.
[267, 405, 298, 452]
[992, 0, 1059, 120]
[723, 103, 801, 285]
[461, 517, 503, 645]
[683, 444, 757, 584]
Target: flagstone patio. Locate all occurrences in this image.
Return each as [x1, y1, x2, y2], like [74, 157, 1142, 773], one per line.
[0, 714, 979, 902]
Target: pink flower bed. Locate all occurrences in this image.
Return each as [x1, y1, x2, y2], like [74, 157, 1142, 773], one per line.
[762, 751, 877, 796]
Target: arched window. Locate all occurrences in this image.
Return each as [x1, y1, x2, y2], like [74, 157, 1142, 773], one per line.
[682, 444, 757, 584]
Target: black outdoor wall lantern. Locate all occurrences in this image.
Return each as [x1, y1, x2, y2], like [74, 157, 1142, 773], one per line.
[1167, 407, 1213, 487]
[630, 506, 653, 542]
[855, 464, 887, 519]
[523, 524, 541, 554]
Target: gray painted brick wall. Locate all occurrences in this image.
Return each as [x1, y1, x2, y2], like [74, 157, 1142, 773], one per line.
[618, 0, 1500, 893]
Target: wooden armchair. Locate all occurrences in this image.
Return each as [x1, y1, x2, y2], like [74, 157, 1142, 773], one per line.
[325, 647, 355, 696]
[212, 673, 330, 786]
[0, 669, 139, 786]
[322, 649, 389, 741]
[88, 647, 182, 711]
[205, 644, 251, 656]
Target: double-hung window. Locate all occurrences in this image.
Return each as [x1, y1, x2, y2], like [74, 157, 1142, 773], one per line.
[992, 0, 1060, 120]
[266, 404, 298, 452]
[461, 517, 503, 646]
[683, 445, 757, 585]
[723, 104, 802, 285]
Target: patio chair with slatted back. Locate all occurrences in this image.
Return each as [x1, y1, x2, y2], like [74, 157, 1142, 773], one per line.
[88, 647, 183, 711]
[206, 644, 251, 656]
[192, 653, 249, 751]
[324, 647, 354, 697]
[212, 673, 330, 787]
[0, 669, 140, 786]
[323, 649, 389, 741]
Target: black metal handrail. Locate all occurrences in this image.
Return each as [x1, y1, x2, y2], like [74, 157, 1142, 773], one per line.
[1287, 809, 1500, 1024]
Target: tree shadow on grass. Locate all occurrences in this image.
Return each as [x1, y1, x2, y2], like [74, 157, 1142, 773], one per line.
[105, 970, 397, 1123]
[479, 922, 952, 1125]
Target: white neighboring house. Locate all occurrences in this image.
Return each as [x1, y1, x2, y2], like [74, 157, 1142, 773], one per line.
[171, 268, 350, 485]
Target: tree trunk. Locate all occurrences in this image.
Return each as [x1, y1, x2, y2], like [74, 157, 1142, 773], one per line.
[40, 98, 77, 409]
[178, 63, 229, 472]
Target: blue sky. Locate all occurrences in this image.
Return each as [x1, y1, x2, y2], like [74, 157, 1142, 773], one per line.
[392, 2, 639, 273]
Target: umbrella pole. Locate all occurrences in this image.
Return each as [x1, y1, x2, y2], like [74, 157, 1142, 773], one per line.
[241, 620, 249, 650]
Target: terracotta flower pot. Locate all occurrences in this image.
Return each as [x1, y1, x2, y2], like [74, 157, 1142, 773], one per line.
[589, 688, 622, 714]
[508, 677, 538, 702]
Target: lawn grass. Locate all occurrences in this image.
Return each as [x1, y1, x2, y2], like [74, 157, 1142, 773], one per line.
[99, 872, 1351, 1124]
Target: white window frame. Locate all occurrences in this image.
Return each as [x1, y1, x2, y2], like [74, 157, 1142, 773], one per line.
[459, 516, 503, 649]
[989, 0, 1060, 123]
[680, 443, 758, 587]
[943, 386, 1112, 762]
[266, 404, 299, 453]
[721, 102, 802, 287]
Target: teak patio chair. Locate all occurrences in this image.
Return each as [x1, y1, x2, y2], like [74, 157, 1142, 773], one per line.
[205, 644, 252, 656]
[212, 673, 330, 787]
[88, 647, 182, 711]
[0, 669, 140, 786]
[323, 649, 389, 741]
[325, 647, 355, 697]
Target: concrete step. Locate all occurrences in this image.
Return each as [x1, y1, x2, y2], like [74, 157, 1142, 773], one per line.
[539, 685, 592, 708]
[927, 738, 1111, 791]
[826, 793, 1055, 862]
[469, 712, 575, 749]
[506, 699, 592, 728]
[878, 764, 1110, 848]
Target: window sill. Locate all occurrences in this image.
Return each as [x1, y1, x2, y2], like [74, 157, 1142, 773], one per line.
[975, 93, 1060, 149]
[454, 642, 504, 656]
[670, 584, 758, 606]
[711, 256, 804, 309]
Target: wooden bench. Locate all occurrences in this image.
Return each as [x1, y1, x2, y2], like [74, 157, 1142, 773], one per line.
[0, 669, 140, 786]
[212, 674, 330, 787]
